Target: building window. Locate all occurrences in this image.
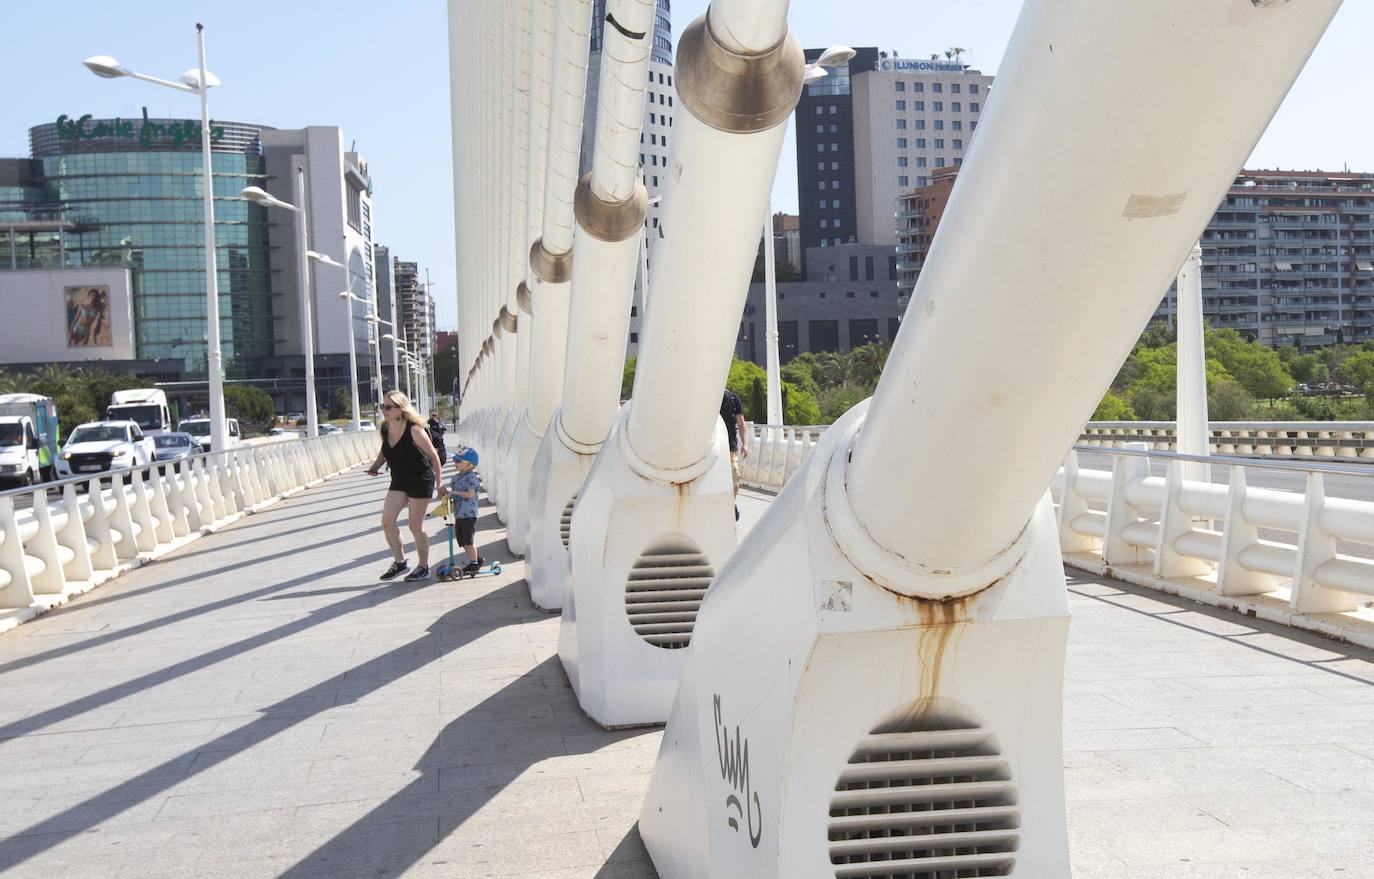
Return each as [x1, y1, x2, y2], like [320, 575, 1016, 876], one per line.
[952, 102, 962, 112]
[346, 184, 363, 231]
[865, 256, 875, 281]
[829, 105, 837, 114]
[916, 156, 926, 167]
[913, 82, 924, 92]
[933, 101, 943, 112]
[816, 106, 824, 115]
[830, 143, 839, 151]
[895, 119, 907, 130]
[897, 156, 908, 167]
[898, 175, 909, 186]
[831, 161, 839, 170]
[829, 124, 838, 133]
[831, 180, 841, 189]
[935, 157, 946, 168]
[953, 139, 963, 149]
[915, 100, 925, 111]
[896, 100, 906, 110]
[849, 318, 879, 348]
[951, 83, 962, 94]
[809, 319, 840, 351]
[895, 81, 906, 92]
[870, 290, 880, 298]
[849, 256, 859, 280]
[834, 218, 842, 228]
[916, 137, 926, 148]
[630, 332, 639, 343]
[816, 124, 825, 133]
[817, 162, 826, 171]
[915, 119, 925, 130]
[897, 137, 907, 148]
[831, 199, 841, 208]
[846, 291, 856, 299]
[970, 121, 977, 131]
[818, 199, 827, 208]
[650, 134, 657, 144]
[952, 120, 962, 131]
[818, 181, 827, 190]
[932, 82, 943, 93]
[935, 120, 944, 131]
[970, 84, 979, 94]
[935, 138, 944, 149]
[817, 143, 825, 152]
[820, 219, 828, 228]
[971, 102, 980, 112]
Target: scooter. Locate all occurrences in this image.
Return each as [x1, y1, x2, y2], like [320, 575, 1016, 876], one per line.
[432, 496, 502, 581]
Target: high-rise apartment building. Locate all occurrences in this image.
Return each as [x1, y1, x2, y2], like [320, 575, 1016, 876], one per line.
[581, 0, 674, 355]
[894, 166, 959, 295]
[1151, 170, 1374, 349]
[796, 50, 992, 264]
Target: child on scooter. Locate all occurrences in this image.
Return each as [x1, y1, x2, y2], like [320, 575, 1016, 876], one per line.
[450, 448, 483, 574]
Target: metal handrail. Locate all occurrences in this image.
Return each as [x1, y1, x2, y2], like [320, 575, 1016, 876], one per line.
[1071, 444, 1374, 478]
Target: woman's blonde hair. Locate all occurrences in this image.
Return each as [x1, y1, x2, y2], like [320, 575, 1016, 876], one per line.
[382, 390, 425, 429]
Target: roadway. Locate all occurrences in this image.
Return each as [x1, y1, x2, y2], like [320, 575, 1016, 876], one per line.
[0, 471, 1370, 876]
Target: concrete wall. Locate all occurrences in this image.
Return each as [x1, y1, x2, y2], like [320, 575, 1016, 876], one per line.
[0, 266, 134, 364]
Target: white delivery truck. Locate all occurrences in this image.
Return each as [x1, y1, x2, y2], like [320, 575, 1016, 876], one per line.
[107, 388, 172, 436]
[0, 393, 61, 485]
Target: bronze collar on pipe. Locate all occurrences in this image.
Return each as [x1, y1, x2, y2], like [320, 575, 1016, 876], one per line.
[516, 281, 533, 314]
[675, 14, 804, 134]
[574, 174, 649, 243]
[529, 237, 572, 284]
[498, 306, 518, 333]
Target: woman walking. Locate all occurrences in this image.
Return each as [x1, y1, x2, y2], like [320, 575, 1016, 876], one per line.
[366, 390, 448, 581]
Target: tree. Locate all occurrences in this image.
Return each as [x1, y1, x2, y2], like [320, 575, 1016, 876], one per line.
[224, 384, 275, 436]
[433, 347, 460, 394]
[621, 356, 636, 399]
[1091, 391, 1134, 421]
[749, 377, 766, 423]
[1337, 350, 1374, 400]
[782, 383, 821, 424]
[1207, 379, 1253, 421]
[1205, 328, 1293, 400]
[329, 386, 352, 420]
[817, 385, 868, 423]
[780, 360, 818, 396]
[848, 342, 890, 392]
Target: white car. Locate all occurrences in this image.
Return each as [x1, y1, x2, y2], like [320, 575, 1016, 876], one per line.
[179, 417, 242, 452]
[56, 421, 155, 479]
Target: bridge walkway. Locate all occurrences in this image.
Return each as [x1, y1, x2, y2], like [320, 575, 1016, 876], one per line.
[0, 472, 1370, 877]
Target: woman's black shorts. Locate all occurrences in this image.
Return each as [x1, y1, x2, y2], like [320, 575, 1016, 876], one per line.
[390, 476, 435, 499]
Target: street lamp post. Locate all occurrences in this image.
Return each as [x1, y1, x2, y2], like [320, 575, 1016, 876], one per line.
[84, 25, 229, 452]
[337, 291, 362, 430]
[240, 183, 343, 439]
[366, 312, 392, 408]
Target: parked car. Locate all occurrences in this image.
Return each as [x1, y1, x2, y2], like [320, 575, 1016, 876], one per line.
[56, 421, 155, 479]
[318, 424, 342, 435]
[152, 432, 199, 467]
[179, 417, 242, 452]
[285, 412, 305, 423]
[267, 427, 298, 437]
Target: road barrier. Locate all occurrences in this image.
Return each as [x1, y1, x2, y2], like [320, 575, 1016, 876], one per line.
[0, 430, 375, 633]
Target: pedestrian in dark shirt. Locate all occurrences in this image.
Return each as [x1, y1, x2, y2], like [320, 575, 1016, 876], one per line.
[720, 388, 748, 520]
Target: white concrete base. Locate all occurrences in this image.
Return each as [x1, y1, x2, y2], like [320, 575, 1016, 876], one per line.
[493, 408, 519, 525]
[503, 417, 542, 558]
[527, 411, 597, 612]
[560, 404, 737, 727]
[639, 402, 1073, 878]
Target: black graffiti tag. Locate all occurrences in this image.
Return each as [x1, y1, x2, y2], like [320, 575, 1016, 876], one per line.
[714, 694, 762, 849]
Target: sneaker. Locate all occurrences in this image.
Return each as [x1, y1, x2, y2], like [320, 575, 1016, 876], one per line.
[404, 565, 432, 582]
[735, 505, 741, 522]
[462, 557, 483, 574]
[380, 560, 408, 581]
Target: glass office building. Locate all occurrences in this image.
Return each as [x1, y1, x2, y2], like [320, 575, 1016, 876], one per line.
[2, 116, 276, 378]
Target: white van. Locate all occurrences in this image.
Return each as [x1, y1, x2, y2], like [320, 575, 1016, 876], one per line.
[179, 417, 241, 452]
[108, 389, 172, 436]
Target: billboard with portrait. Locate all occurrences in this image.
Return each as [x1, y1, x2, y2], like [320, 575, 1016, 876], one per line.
[64, 285, 113, 348]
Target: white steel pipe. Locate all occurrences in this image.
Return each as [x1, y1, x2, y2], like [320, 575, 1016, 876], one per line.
[524, 0, 594, 430]
[556, 0, 655, 447]
[625, 12, 803, 474]
[707, 0, 790, 55]
[844, 0, 1342, 579]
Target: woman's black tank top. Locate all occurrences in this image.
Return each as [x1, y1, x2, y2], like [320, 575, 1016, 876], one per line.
[381, 423, 431, 480]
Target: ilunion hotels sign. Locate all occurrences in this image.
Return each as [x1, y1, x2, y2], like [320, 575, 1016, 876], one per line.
[55, 108, 225, 148]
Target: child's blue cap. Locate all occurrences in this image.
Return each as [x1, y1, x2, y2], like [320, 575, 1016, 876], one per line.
[452, 447, 479, 467]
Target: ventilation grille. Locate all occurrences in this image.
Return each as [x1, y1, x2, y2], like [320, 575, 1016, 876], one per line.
[560, 494, 577, 548]
[624, 535, 714, 649]
[828, 711, 1019, 879]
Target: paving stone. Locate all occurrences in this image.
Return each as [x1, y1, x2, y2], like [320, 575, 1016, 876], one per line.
[0, 475, 1370, 877]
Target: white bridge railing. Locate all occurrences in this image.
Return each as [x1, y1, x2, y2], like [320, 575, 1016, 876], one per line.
[743, 424, 1374, 647]
[0, 431, 376, 632]
[1080, 420, 1374, 459]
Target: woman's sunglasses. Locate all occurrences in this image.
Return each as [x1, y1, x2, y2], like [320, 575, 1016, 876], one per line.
[381, 403, 398, 411]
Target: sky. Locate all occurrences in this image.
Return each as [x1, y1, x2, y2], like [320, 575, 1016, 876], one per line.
[3, 1, 1370, 333]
